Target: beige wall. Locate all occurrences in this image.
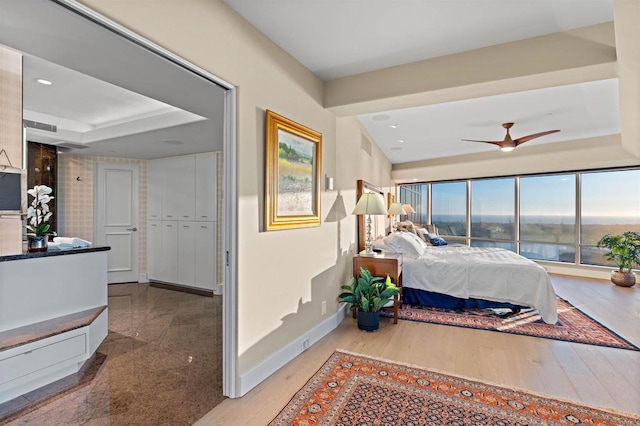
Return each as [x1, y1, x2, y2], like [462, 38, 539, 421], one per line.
[76, 0, 378, 381]
[0, 44, 23, 256]
[57, 154, 148, 276]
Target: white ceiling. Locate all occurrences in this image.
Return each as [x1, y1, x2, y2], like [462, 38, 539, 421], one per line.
[225, 0, 613, 81]
[226, 0, 618, 163]
[1, 0, 226, 160]
[358, 79, 620, 163]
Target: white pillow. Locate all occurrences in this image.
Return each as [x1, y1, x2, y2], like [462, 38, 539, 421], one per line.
[371, 238, 393, 252]
[383, 232, 426, 258]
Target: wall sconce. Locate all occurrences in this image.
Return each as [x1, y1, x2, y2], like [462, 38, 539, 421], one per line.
[325, 175, 334, 191]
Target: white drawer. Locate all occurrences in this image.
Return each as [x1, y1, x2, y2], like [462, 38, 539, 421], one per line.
[0, 334, 86, 385]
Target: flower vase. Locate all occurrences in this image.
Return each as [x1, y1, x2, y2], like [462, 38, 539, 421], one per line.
[27, 235, 49, 252]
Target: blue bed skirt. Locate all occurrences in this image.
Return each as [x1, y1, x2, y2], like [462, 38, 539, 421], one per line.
[402, 287, 526, 311]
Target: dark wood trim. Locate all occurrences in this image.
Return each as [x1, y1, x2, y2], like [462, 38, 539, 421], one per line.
[149, 281, 214, 297]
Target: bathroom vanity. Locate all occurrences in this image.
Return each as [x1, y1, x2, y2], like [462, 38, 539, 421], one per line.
[0, 246, 110, 404]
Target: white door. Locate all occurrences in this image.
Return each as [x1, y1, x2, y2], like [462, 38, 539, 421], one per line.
[96, 162, 139, 284]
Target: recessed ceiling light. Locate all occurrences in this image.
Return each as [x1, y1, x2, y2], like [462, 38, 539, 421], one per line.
[388, 123, 400, 129]
[372, 114, 390, 121]
[412, 178, 418, 182]
[36, 78, 53, 85]
[396, 139, 404, 144]
[162, 140, 184, 145]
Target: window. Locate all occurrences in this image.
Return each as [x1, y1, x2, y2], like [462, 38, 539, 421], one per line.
[519, 174, 575, 262]
[431, 182, 466, 237]
[399, 184, 427, 225]
[580, 169, 640, 266]
[470, 178, 514, 242]
[399, 167, 639, 270]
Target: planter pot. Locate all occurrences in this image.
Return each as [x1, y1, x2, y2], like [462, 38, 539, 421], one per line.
[27, 235, 49, 252]
[357, 310, 380, 332]
[611, 271, 636, 287]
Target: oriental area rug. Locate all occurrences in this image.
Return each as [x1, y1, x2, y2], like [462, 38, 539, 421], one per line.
[380, 297, 639, 351]
[269, 350, 640, 425]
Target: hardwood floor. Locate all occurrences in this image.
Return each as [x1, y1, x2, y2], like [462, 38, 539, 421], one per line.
[196, 274, 640, 425]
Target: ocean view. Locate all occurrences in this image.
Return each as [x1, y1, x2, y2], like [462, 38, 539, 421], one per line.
[430, 214, 639, 225]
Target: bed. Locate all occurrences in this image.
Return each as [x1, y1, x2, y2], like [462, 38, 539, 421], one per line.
[354, 180, 557, 324]
[372, 231, 558, 324]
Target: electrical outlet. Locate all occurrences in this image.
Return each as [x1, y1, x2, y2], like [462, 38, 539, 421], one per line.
[321, 300, 327, 315]
[302, 339, 310, 351]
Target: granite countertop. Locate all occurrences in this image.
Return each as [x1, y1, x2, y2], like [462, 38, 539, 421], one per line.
[0, 246, 111, 262]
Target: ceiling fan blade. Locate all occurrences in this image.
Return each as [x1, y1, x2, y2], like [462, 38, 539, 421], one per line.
[514, 129, 560, 145]
[461, 139, 504, 146]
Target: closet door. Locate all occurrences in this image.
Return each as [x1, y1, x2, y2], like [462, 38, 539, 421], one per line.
[194, 222, 216, 290]
[147, 159, 163, 220]
[160, 221, 178, 283]
[177, 221, 197, 286]
[147, 220, 162, 281]
[195, 153, 217, 222]
[174, 155, 196, 221]
[162, 159, 181, 220]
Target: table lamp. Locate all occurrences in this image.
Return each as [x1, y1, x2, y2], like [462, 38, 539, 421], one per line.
[388, 203, 407, 232]
[352, 193, 388, 255]
[401, 203, 416, 220]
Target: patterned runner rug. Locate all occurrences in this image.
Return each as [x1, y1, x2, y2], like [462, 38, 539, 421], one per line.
[380, 297, 639, 351]
[270, 350, 639, 425]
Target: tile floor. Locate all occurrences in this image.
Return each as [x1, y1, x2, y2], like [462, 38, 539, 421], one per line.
[0, 283, 224, 425]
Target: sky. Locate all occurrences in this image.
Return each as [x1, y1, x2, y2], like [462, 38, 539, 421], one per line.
[427, 169, 639, 219]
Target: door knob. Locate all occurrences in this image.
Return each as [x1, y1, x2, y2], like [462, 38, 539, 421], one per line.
[126, 227, 138, 231]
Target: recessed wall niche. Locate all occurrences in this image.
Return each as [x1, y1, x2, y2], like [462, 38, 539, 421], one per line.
[27, 141, 57, 234]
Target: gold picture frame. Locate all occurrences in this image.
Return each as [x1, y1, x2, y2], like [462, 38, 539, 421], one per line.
[265, 110, 322, 231]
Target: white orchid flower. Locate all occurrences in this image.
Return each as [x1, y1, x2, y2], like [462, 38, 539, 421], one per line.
[43, 212, 53, 222]
[26, 206, 36, 219]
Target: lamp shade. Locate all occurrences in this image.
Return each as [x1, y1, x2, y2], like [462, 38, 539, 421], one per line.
[401, 203, 416, 214]
[388, 202, 407, 215]
[352, 193, 387, 215]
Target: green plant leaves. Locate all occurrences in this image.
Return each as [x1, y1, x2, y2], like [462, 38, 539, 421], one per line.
[337, 267, 400, 313]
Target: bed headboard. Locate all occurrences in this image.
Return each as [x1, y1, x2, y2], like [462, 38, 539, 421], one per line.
[356, 179, 389, 252]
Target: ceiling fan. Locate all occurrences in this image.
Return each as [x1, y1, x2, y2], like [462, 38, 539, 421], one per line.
[462, 122, 560, 152]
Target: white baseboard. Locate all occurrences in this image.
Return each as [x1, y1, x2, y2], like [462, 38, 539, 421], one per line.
[214, 282, 223, 295]
[238, 304, 348, 397]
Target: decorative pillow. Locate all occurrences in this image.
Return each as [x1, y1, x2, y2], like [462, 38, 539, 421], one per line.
[371, 238, 393, 252]
[426, 232, 448, 246]
[415, 226, 429, 242]
[383, 232, 426, 258]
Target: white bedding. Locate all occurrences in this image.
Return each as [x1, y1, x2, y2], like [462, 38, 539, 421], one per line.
[403, 246, 558, 324]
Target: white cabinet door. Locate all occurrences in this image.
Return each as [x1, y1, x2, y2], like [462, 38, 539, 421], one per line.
[147, 220, 162, 281]
[177, 221, 197, 287]
[160, 221, 178, 283]
[195, 153, 217, 222]
[195, 222, 216, 290]
[147, 160, 163, 221]
[161, 159, 181, 221]
[174, 155, 196, 221]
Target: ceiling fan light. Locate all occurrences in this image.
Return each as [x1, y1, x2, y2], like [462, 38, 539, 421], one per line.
[500, 146, 515, 152]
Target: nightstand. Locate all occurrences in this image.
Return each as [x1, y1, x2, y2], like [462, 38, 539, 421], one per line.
[352, 252, 403, 323]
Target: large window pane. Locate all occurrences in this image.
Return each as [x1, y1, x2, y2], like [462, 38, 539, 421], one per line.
[520, 243, 575, 262]
[471, 178, 514, 240]
[431, 182, 466, 236]
[399, 184, 427, 226]
[520, 175, 575, 244]
[470, 240, 514, 251]
[581, 170, 640, 246]
[581, 169, 640, 266]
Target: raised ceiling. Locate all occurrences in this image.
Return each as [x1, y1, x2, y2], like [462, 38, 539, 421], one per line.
[226, 0, 617, 164]
[225, 0, 613, 81]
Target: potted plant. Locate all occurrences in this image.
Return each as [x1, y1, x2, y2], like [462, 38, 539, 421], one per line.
[339, 267, 399, 331]
[597, 231, 640, 287]
[25, 185, 57, 252]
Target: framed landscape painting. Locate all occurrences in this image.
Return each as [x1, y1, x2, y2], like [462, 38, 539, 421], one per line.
[265, 110, 322, 231]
